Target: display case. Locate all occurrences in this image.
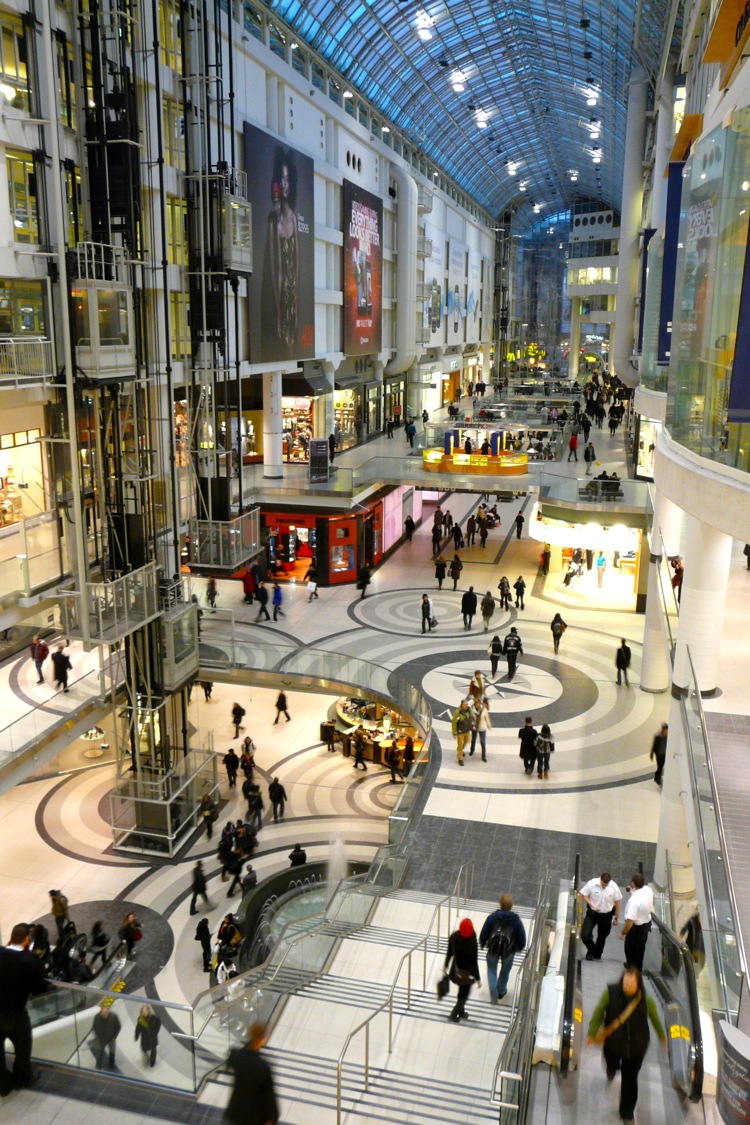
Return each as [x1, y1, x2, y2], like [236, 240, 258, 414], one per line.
[422, 448, 528, 475]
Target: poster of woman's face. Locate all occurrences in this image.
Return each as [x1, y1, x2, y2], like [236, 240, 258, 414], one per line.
[244, 122, 315, 363]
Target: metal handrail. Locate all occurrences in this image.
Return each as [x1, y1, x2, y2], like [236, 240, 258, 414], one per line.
[684, 647, 748, 1003]
[490, 868, 550, 1115]
[265, 876, 371, 983]
[335, 859, 474, 1125]
[560, 852, 582, 1077]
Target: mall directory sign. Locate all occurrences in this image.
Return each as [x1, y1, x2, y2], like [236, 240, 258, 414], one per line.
[343, 180, 383, 355]
[243, 122, 315, 363]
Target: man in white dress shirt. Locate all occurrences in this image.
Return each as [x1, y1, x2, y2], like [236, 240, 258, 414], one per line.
[621, 873, 654, 971]
[579, 872, 622, 961]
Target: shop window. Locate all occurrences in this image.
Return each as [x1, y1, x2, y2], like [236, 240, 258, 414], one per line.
[166, 196, 188, 266]
[169, 290, 190, 359]
[0, 279, 46, 335]
[243, 1, 263, 39]
[0, 17, 28, 112]
[159, 0, 182, 73]
[7, 151, 38, 244]
[163, 97, 185, 171]
[55, 35, 76, 129]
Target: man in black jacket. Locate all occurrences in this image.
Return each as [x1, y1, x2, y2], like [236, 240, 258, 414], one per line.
[268, 777, 287, 822]
[0, 923, 47, 1094]
[51, 645, 72, 693]
[461, 586, 478, 630]
[518, 716, 538, 775]
[189, 860, 210, 916]
[503, 627, 523, 680]
[615, 639, 632, 686]
[225, 1023, 279, 1125]
[650, 723, 668, 786]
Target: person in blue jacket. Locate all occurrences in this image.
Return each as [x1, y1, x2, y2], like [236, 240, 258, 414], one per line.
[479, 894, 527, 1003]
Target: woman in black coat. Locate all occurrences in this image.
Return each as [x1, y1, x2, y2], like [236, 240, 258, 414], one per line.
[443, 918, 481, 1022]
[135, 1004, 161, 1066]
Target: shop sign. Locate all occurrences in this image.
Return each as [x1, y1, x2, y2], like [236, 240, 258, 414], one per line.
[718, 1020, 750, 1123]
[309, 439, 329, 483]
[449, 359, 460, 371]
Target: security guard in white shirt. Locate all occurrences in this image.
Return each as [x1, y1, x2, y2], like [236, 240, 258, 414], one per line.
[578, 872, 622, 961]
[621, 872, 654, 971]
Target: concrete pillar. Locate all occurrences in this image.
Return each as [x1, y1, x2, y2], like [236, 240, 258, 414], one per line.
[640, 489, 683, 692]
[613, 66, 649, 388]
[672, 515, 733, 694]
[263, 371, 283, 478]
[650, 66, 675, 231]
[568, 302, 581, 380]
[549, 544, 563, 574]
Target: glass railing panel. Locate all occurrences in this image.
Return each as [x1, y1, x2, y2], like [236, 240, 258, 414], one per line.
[645, 905, 704, 1100]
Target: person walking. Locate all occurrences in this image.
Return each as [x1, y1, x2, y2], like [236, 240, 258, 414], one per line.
[0, 922, 47, 1094]
[435, 555, 447, 590]
[513, 576, 526, 610]
[479, 895, 527, 1003]
[51, 645, 72, 693]
[443, 510, 454, 535]
[535, 723, 554, 779]
[452, 522, 464, 549]
[268, 777, 287, 823]
[206, 577, 218, 610]
[466, 514, 477, 546]
[488, 635, 503, 680]
[468, 670, 487, 701]
[352, 731, 368, 771]
[450, 554, 463, 590]
[515, 510, 524, 539]
[567, 432, 578, 461]
[621, 874, 654, 971]
[478, 521, 489, 549]
[518, 716, 539, 775]
[195, 918, 212, 972]
[586, 967, 666, 1123]
[201, 794, 217, 838]
[596, 551, 607, 588]
[386, 743, 402, 784]
[135, 1005, 161, 1068]
[421, 593, 435, 634]
[119, 912, 141, 959]
[273, 690, 291, 724]
[231, 702, 246, 738]
[357, 565, 371, 599]
[650, 723, 668, 786]
[248, 787, 264, 832]
[92, 1004, 121, 1071]
[404, 514, 415, 541]
[540, 544, 551, 575]
[579, 872, 622, 961]
[616, 639, 632, 686]
[30, 635, 49, 684]
[386, 416, 394, 438]
[254, 583, 271, 621]
[223, 747, 239, 789]
[461, 586, 477, 630]
[584, 442, 596, 474]
[451, 700, 473, 767]
[49, 889, 69, 943]
[328, 432, 336, 462]
[201, 680, 213, 702]
[190, 860, 210, 916]
[406, 419, 417, 448]
[470, 696, 490, 762]
[241, 570, 255, 605]
[225, 1023, 280, 1125]
[431, 522, 442, 556]
[304, 563, 319, 601]
[271, 583, 284, 621]
[497, 575, 511, 610]
[89, 921, 110, 970]
[442, 919, 481, 1022]
[502, 627, 523, 680]
[550, 612, 567, 654]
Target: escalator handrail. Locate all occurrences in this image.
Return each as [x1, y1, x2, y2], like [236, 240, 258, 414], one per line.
[560, 852, 582, 1077]
[648, 909, 704, 1102]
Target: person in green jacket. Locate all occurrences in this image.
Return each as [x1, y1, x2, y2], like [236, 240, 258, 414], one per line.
[586, 967, 666, 1122]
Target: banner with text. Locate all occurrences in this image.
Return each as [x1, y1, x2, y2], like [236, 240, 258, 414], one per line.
[343, 181, 383, 355]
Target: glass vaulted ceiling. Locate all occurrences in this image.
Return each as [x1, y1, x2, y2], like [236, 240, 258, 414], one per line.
[266, 0, 678, 226]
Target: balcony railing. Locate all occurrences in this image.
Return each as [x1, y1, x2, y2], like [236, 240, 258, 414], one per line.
[189, 508, 261, 571]
[0, 337, 55, 387]
[59, 561, 161, 644]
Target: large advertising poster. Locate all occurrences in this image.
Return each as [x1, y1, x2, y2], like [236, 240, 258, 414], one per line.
[243, 122, 315, 363]
[447, 239, 466, 345]
[422, 228, 445, 346]
[465, 249, 481, 344]
[343, 181, 383, 355]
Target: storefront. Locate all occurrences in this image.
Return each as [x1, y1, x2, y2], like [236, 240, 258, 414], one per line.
[281, 396, 313, 463]
[333, 387, 363, 451]
[633, 416, 661, 480]
[384, 377, 405, 427]
[444, 360, 461, 405]
[366, 384, 381, 437]
[0, 411, 47, 525]
[262, 512, 317, 582]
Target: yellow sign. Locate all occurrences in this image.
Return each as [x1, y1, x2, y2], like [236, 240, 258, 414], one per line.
[574, 1007, 582, 1023]
[669, 1024, 689, 1040]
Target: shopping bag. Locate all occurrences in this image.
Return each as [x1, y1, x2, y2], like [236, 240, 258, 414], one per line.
[437, 974, 450, 1000]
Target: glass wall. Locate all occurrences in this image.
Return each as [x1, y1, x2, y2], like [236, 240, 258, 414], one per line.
[640, 233, 668, 393]
[668, 121, 750, 471]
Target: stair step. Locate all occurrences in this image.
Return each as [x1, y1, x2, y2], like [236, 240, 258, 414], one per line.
[384, 888, 535, 919]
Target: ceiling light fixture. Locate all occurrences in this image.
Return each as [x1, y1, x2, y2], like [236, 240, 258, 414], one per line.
[416, 10, 434, 39]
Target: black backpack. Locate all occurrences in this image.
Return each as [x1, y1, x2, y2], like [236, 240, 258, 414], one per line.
[486, 920, 515, 961]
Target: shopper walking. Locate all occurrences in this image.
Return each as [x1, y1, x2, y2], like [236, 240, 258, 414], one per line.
[254, 583, 271, 621]
[503, 627, 523, 680]
[421, 593, 435, 634]
[49, 889, 70, 943]
[579, 872, 622, 961]
[271, 583, 284, 621]
[195, 918, 212, 972]
[304, 563, 319, 601]
[190, 860, 210, 915]
[461, 586, 477, 630]
[223, 747, 240, 788]
[550, 612, 567, 654]
[51, 645, 72, 693]
[586, 967, 666, 1123]
[206, 577, 218, 610]
[535, 723, 554, 779]
[515, 510, 524, 539]
[497, 575, 511, 610]
[616, 639, 632, 686]
[225, 1023, 280, 1125]
[328, 432, 335, 462]
[479, 522, 489, 548]
[513, 575, 526, 610]
[92, 1004, 121, 1071]
[357, 565, 371, 599]
[518, 716, 538, 775]
[452, 522, 464, 549]
[442, 919, 480, 1022]
[650, 723, 668, 786]
[404, 515, 415, 541]
[134, 1005, 161, 1068]
[352, 731, 368, 771]
[466, 514, 477, 546]
[30, 635, 49, 684]
[268, 777, 287, 823]
[479, 895, 526, 1003]
[480, 591, 495, 632]
[596, 551, 607, 588]
[450, 554, 463, 590]
[434, 555, 447, 590]
[488, 635, 503, 680]
[470, 696, 490, 762]
[622, 874, 654, 971]
[451, 700, 472, 767]
[584, 442, 596, 474]
[231, 702, 246, 738]
[0, 922, 47, 1095]
[431, 522, 442, 556]
[273, 690, 291, 724]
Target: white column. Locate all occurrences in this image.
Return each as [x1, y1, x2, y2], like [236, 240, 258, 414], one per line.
[263, 371, 283, 479]
[650, 66, 675, 231]
[613, 66, 648, 388]
[640, 489, 683, 692]
[672, 515, 733, 693]
[568, 302, 581, 380]
[653, 694, 693, 887]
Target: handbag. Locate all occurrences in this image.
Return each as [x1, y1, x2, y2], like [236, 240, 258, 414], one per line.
[430, 616, 438, 628]
[133, 927, 143, 942]
[307, 581, 317, 592]
[437, 974, 450, 1000]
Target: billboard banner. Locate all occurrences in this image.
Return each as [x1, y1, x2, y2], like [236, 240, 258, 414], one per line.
[447, 239, 466, 345]
[243, 122, 315, 363]
[343, 181, 383, 355]
[465, 249, 481, 344]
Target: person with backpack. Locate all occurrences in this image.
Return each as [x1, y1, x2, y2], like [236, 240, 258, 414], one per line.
[535, 723, 555, 779]
[550, 613, 567, 654]
[30, 635, 49, 684]
[479, 893, 527, 1003]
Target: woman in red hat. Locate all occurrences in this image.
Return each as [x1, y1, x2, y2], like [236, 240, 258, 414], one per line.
[443, 918, 481, 1022]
